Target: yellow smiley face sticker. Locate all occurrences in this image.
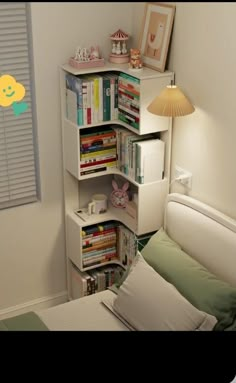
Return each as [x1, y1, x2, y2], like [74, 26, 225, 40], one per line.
[0, 74, 25, 107]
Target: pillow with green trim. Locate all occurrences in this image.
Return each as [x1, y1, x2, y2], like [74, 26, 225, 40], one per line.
[141, 228, 236, 331]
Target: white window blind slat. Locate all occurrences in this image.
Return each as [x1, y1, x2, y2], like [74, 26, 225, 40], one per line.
[0, 15, 27, 23]
[0, 62, 29, 70]
[1, 108, 31, 118]
[0, 28, 27, 36]
[7, 170, 35, 179]
[0, 33, 27, 42]
[7, 149, 34, 159]
[11, 187, 36, 197]
[0, 46, 28, 55]
[3, 69, 29, 78]
[7, 155, 35, 165]
[1, 134, 33, 145]
[9, 179, 36, 189]
[1, 115, 32, 125]
[0, 22, 27, 31]
[7, 162, 35, 172]
[0, 3, 25, 10]
[0, 41, 28, 50]
[1, 52, 29, 60]
[0, 3, 38, 209]
[0, 128, 33, 137]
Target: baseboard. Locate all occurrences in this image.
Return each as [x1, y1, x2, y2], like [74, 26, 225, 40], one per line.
[0, 291, 68, 320]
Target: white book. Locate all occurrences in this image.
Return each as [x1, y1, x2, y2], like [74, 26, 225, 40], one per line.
[136, 139, 165, 184]
[66, 89, 77, 124]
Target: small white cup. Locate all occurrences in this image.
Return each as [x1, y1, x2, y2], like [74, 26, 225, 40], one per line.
[88, 194, 107, 215]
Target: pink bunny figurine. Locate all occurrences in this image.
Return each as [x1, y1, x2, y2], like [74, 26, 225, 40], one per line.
[110, 180, 129, 208]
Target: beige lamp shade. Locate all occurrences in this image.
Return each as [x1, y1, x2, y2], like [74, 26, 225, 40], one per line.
[147, 85, 195, 117]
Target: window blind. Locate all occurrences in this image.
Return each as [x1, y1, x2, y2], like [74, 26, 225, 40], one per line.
[0, 2, 39, 209]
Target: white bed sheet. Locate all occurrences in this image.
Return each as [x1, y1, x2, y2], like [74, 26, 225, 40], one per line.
[37, 290, 129, 331]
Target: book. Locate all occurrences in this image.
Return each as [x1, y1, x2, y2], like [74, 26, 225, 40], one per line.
[82, 232, 116, 247]
[82, 242, 116, 254]
[80, 147, 116, 159]
[82, 227, 116, 240]
[80, 167, 107, 176]
[102, 75, 111, 121]
[82, 222, 118, 236]
[136, 139, 165, 184]
[65, 74, 83, 125]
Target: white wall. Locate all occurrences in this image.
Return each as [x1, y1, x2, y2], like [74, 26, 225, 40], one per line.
[133, 2, 236, 221]
[0, 2, 133, 315]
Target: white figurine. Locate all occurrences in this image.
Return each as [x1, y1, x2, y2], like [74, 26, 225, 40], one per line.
[121, 42, 127, 54]
[116, 41, 121, 55]
[74, 46, 90, 62]
[112, 42, 116, 54]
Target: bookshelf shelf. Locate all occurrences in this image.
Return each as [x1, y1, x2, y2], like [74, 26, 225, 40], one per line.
[60, 62, 174, 299]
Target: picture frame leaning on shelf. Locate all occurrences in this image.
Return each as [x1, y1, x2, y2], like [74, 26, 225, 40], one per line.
[139, 2, 175, 72]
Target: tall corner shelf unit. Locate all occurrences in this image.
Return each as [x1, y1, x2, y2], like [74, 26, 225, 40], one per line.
[60, 62, 174, 300]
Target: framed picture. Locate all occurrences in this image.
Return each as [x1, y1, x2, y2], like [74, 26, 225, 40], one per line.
[139, 2, 175, 72]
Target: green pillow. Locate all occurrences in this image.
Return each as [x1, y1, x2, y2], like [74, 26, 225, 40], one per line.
[141, 228, 236, 331]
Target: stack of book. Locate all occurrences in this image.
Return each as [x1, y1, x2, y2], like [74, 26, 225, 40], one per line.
[80, 126, 117, 176]
[65, 72, 119, 126]
[70, 261, 124, 299]
[118, 72, 140, 130]
[112, 126, 164, 183]
[82, 221, 119, 268]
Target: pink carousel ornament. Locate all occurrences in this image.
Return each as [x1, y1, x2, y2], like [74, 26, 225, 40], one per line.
[109, 29, 130, 64]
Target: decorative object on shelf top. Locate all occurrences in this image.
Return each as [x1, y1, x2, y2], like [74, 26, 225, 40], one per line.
[110, 180, 129, 209]
[109, 29, 130, 64]
[69, 45, 105, 69]
[129, 48, 143, 71]
[139, 3, 176, 72]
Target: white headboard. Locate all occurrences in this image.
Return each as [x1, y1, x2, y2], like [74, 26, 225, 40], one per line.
[164, 193, 236, 287]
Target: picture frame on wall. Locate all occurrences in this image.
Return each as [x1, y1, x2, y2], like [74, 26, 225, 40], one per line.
[139, 2, 175, 72]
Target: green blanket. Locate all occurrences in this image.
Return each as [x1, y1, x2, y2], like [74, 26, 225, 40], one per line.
[0, 312, 49, 331]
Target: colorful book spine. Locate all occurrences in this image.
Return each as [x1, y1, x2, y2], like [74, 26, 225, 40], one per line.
[82, 222, 118, 236]
[83, 254, 118, 267]
[82, 228, 116, 240]
[80, 127, 115, 138]
[80, 143, 116, 154]
[82, 233, 116, 247]
[80, 167, 107, 176]
[80, 132, 116, 144]
[83, 246, 117, 258]
[81, 161, 117, 171]
[82, 80, 89, 126]
[80, 155, 116, 169]
[80, 148, 116, 159]
[103, 76, 111, 121]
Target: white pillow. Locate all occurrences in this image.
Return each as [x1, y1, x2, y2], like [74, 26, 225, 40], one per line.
[103, 253, 217, 331]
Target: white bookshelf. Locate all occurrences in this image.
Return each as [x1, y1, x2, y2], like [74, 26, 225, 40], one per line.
[59, 61, 174, 299]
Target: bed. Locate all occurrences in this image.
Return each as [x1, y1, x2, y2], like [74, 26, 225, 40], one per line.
[1, 192, 236, 331]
